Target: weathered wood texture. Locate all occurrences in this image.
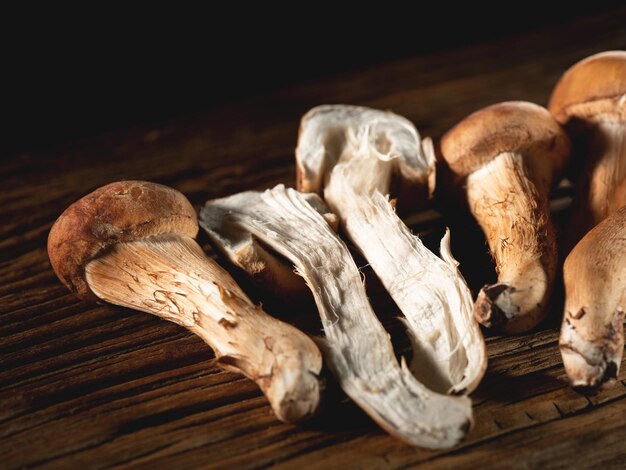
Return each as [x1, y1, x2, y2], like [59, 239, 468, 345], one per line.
[2, 11, 626, 469]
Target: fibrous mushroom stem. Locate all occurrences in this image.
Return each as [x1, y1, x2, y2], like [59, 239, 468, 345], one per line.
[200, 186, 473, 449]
[567, 118, 626, 247]
[298, 105, 486, 396]
[467, 152, 556, 333]
[559, 205, 626, 388]
[326, 161, 485, 394]
[47, 181, 323, 424]
[85, 233, 322, 423]
[440, 102, 570, 334]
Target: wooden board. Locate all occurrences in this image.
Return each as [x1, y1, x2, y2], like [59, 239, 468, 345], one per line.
[2, 10, 626, 469]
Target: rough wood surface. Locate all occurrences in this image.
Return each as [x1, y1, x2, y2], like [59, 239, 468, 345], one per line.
[2, 10, 626, 469]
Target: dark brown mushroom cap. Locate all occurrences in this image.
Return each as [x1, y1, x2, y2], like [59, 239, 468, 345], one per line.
[549, 51, 626, 124]
[440, 101, 571, 178]
[48, 181, 198, 300]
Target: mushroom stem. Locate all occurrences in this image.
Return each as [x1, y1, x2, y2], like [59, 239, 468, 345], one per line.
[548, 52, 625, 388]
[200, 186, 473, 449]
[440, 102, 570, 333]
[297, 105, 486, 395]
[326, 157, 485, 394]
[559, 205, 626, 388]
[467, 152, 556, 333]
[47, 181, 322, 424]
[567, 118, 626, 247]
[85, 234, 322, 422]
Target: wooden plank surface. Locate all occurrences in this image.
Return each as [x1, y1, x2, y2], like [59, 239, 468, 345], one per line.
[2, 10, 626, 469]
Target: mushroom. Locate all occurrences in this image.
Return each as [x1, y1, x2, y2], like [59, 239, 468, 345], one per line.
[47, 181, 323, 423]
[559, 204, 626, 388]
[548, 50, 626, 248]
[548, 52, 626, 387]
[200, 185, 473, 449]
[440, 102, 571, 333]
[296, 105, 486, 395]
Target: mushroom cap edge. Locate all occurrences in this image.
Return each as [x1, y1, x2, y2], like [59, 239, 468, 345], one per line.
[47, 180, 198, 300]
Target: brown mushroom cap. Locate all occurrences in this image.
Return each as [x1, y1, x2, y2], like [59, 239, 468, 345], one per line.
[48, 181, 198, 300]
[548, 51, 626, 124]
[440, 101, 571, 178]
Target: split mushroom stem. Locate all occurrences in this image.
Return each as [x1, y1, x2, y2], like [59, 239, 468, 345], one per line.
[200, 185, 473, 449]
[296, 105, 486, 395]
[47, 181, 322, 423]
[441, 102, 571, 333]
[559, 204, 626, 388]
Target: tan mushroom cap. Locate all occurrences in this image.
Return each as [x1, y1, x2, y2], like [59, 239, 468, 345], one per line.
[549, 51, 626, 124]
[441, 101, 571, 178]
[48, 181, 198, 300]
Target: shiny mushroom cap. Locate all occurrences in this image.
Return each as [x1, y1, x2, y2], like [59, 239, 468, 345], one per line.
[48, 181, 198, 299]
[441, 101, 571, 179]
[549, 51, 626, 124]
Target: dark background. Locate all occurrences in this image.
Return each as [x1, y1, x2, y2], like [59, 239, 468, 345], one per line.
[3, 4, 623, 156]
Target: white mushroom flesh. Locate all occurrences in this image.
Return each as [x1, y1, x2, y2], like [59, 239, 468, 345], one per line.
[298, 105, 486, 394]
[200, 185, 473, 449]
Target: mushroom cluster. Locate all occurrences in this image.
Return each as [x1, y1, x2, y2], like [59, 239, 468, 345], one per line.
[47, 50, 625, 449]
[549, 51, 626, 388]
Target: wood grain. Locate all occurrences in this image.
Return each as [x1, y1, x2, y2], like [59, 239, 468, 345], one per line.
[2, 9, 626, 469]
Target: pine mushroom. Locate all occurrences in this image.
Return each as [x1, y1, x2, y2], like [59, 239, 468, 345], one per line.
[295, 105, 486, 395]
[200, 185, 473, 449]
[440, 102, 571, 333]
[559, 204, 626, 388]
[47, 181, 323, 423]
[548, 50, 626, 247]
[549, 51, 626, 387]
